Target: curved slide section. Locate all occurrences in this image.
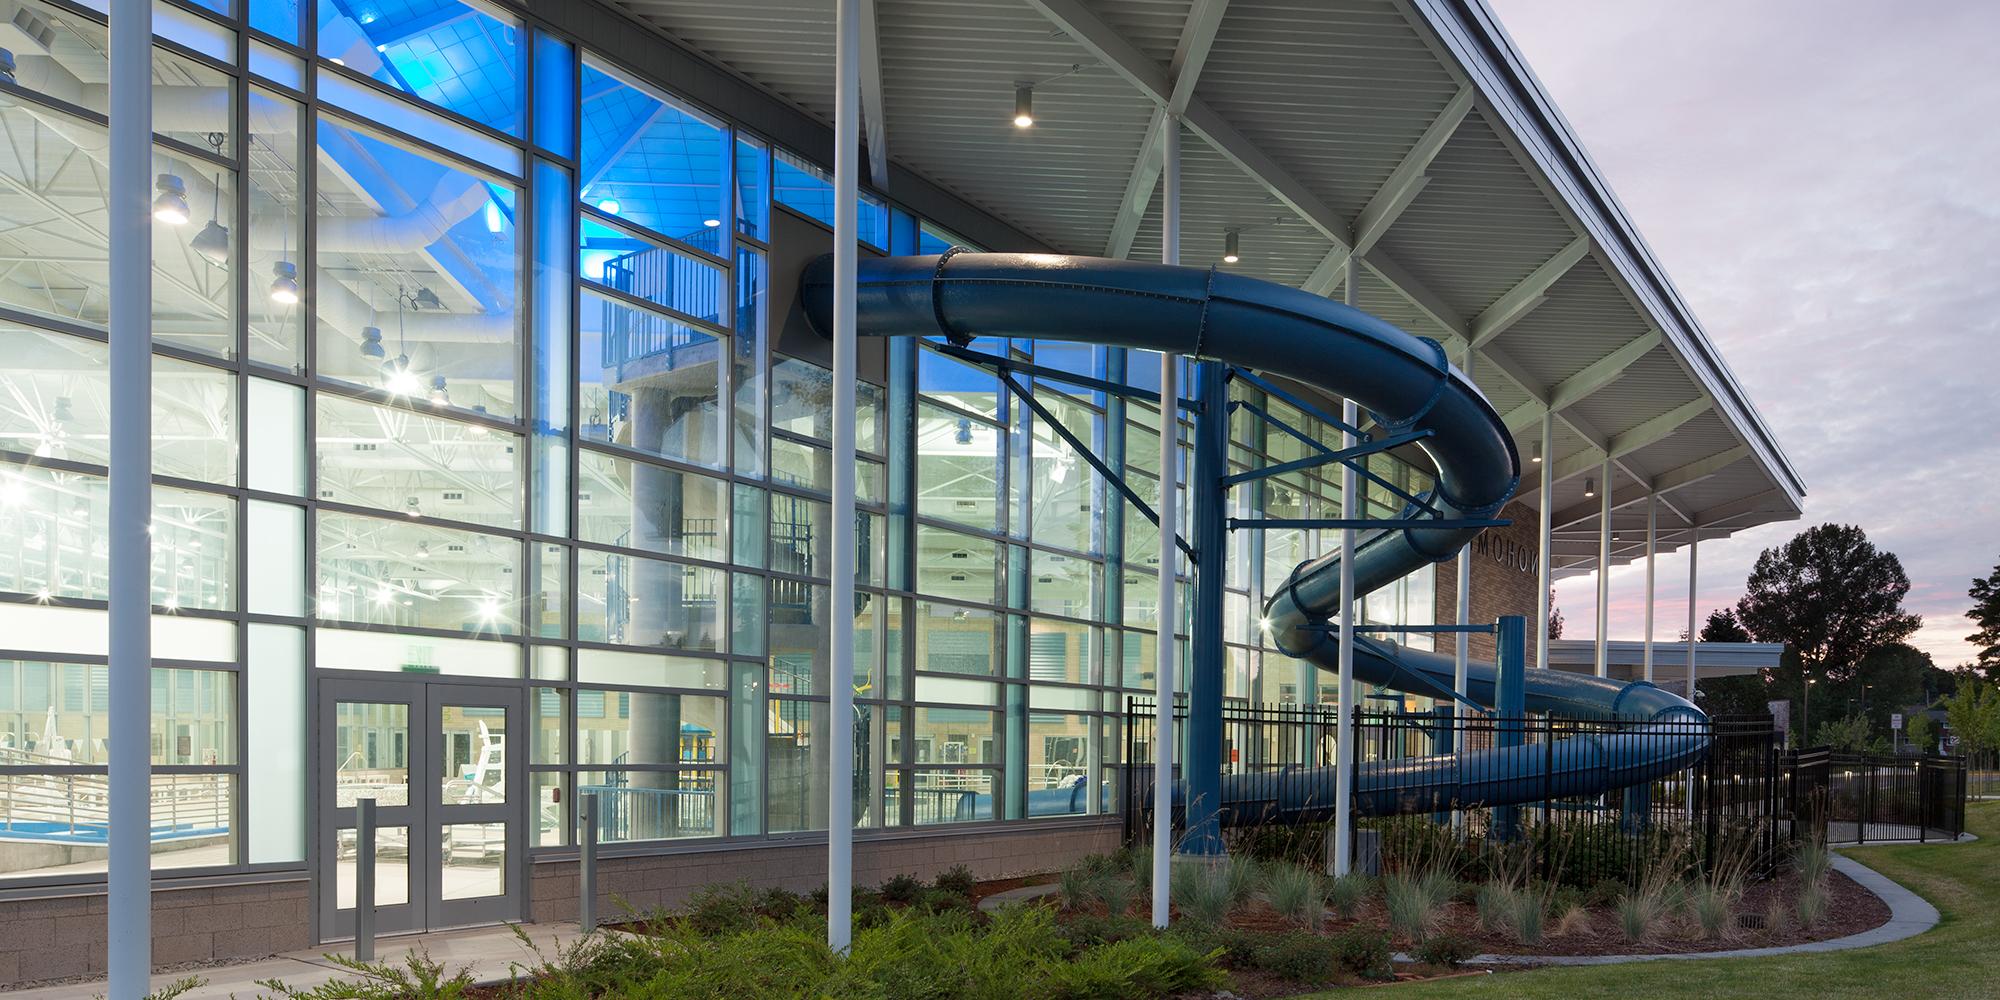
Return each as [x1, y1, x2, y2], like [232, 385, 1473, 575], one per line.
[802, 252, 1706, 825]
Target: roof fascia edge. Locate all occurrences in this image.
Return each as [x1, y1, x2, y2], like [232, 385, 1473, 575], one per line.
[531, 0, 1052, 254]
[1409, 0, 1806, 508]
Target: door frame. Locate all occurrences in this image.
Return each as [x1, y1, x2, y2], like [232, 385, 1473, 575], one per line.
[314, 674, 528, 941]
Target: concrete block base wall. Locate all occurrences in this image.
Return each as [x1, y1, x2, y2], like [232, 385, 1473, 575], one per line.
[0, 878, 310, 985]
[533, 819, 1123, 924]
[0, 821, 1119, 987]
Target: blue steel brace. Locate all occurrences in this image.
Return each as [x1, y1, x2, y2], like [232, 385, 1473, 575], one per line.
[1492, 615, 1527, 841]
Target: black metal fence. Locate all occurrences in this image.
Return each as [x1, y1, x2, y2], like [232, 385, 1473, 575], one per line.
[1123, 698, 1826, 884]
[1800, 750, 1968, 844]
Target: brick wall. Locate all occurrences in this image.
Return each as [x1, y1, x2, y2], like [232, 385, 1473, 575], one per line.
[0, 878, 309, 985]
[1432, 501, 1543, 666]
[532, 819, 1123, 924]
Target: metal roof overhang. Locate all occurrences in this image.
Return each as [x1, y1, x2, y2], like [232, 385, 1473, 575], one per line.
[1547, 639, 1785, 682]
[558, 0, 1806, 576]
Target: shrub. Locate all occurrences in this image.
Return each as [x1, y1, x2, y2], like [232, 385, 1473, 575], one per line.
[1171, 860, 1235, 925]
[1617, 891, 1666, 942]
[1168, 923, 1262, 966]
[1690, 881, 1734, 940]
[1130, 845, 1154, 892]
[1253, 929, 1343, 985]
[1265, 863, 1324, 928]
[1092, 875, 1137, 917]
[1797, 879, 1829, 928]
[1414, 931, 1480, 968]
[919, 886, 975, 915]
[1553, 902, 1592, 937]
[1329, 924, 1396, 981]
[1383, 871, 1443, 940]
[1475, 880, 1514, 934]
[684, 881, 762, 937]
[255, 950, 476, 999]
[1058, 867, 1102, 911]
[878, 873, 923, 905]
[1041, 934, 1228, 999]
[1060, 912, 1149, 948]
[934, 863, 978, 899]
[758, 885, 805, 918]
[1223, 853, 1266, 904]
[1327, 872, 1372, 919]
[1510, 890, 1547, 944]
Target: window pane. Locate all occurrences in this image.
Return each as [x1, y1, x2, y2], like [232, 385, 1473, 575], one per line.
[0, 326, 238, 485]
[315, 512, 520, 635]
[733, 246, 767, 477]
[579, 290, 726, 469]
[917, 403, 1001, 530]
[247, 624, 306, 864]
[915, 526, 998, 605]
[578, 769, 720, 841]
[914, 601, 998, 677]
[152, 485, 236, 612]
[531, 159, 574, 535]
[314, 115, 520, 417]
[576, 449, 728, 562]
[575, 548, 722, 652]
[771, 148, 886, 248]
[580, 57, 729, 256]
[573, 691, 724, 766]
[772, 357, 882, 452]
[1031, 551, 1097, 620]
[913, 709, 998, 765]
[249, 88, 306, 371]
[734, 135, 769, 241]
[579, 215, 725, 322]
[316, 392, 524, 530]
[320, 0, 524, 136]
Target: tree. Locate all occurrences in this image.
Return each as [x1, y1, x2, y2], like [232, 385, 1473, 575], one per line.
[1813, 713, 1886, 754]
[1944, 682, 2000, 760]
[1547, 588, 1564, 640]
[1905, 712, 1937, 755]
[1735, 524, 1922, 689]
[1694, 608, 1770, 717]
[1969, 560, 2000, 681]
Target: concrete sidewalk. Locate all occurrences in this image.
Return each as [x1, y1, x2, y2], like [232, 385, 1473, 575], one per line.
[2, 922, 587, 999]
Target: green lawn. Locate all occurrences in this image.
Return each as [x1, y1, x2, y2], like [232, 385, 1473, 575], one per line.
[1304, 800, 2000, 1000]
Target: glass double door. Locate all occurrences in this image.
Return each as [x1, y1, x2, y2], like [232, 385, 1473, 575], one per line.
[318, 678, 524, 938]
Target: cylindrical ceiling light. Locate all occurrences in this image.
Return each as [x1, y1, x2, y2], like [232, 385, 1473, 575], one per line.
[268, 261, 300, 304]
[1531, 440, 1543, 463]
[1584, 477, 1597, 498]
[1222, 229, 1240, 264]
[152, 174, 190, 225]
[1013, 84, 1034, 128]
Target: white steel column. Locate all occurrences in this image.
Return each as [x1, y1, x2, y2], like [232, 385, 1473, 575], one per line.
[1150, 115, 1180, 928]
[1332, 256, 1359, 877]
[1594, 456, 1611, 677]
[1533, 413, 1554, 669]
[109, 0, 154, 993]
[1454, 353, 1473, 708]
[827, 0, 859, 955]
[1685, 528, 1699, 702]
[1684, 526, 1699, 815]
[1642, 495, 1657, 684]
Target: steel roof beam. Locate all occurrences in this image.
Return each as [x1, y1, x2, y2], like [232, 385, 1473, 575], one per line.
[1029, 0, 1481, 339]
[1105, 109, 1168, 258]
[1168, 0, 1232, 114]
[860, 0, 887, 189]
[1470, 234, 1591, 349]
[1502, 327, 1662, 434]
[1353, 87, 1472, 256]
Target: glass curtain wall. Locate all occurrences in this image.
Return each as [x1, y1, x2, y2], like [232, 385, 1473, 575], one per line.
[0, 0, 1439, 884]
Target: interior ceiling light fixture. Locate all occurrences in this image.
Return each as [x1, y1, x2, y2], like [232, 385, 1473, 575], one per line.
[1531, 441, 1543, 464]
[1012, 84, 1034, 128]
[189, 132, 231, 267]
[360, 325, 385, 359]
[269, 261, 300, 304]
[1222, 229, 1241, 264]
[1584, 477, 1597, 499]
[429, 375, 449, 406]
[152, 173, 190, 225]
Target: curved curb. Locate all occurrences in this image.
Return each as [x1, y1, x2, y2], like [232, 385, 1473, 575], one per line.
[1422, 853, 1938, 967]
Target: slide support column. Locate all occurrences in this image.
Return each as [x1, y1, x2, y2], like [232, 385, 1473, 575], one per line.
[1492, 615, 1527, 841]
[1183, 358, 1228, 856]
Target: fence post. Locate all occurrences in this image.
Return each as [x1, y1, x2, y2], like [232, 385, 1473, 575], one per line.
[1918, 759, 1928, 844]
[354, 797, 376, 962]
[579, 792, 599, 931]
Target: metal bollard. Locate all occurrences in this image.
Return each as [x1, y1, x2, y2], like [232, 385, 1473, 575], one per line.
[355, 797, 376, 962]
[578, 792, 598, 931]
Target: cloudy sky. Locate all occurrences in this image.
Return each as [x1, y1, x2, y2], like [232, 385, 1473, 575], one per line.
[1489, 0, 2000, 666]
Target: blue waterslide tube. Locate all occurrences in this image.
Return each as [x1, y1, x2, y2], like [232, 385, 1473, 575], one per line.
[802, 252, 1706, 824]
